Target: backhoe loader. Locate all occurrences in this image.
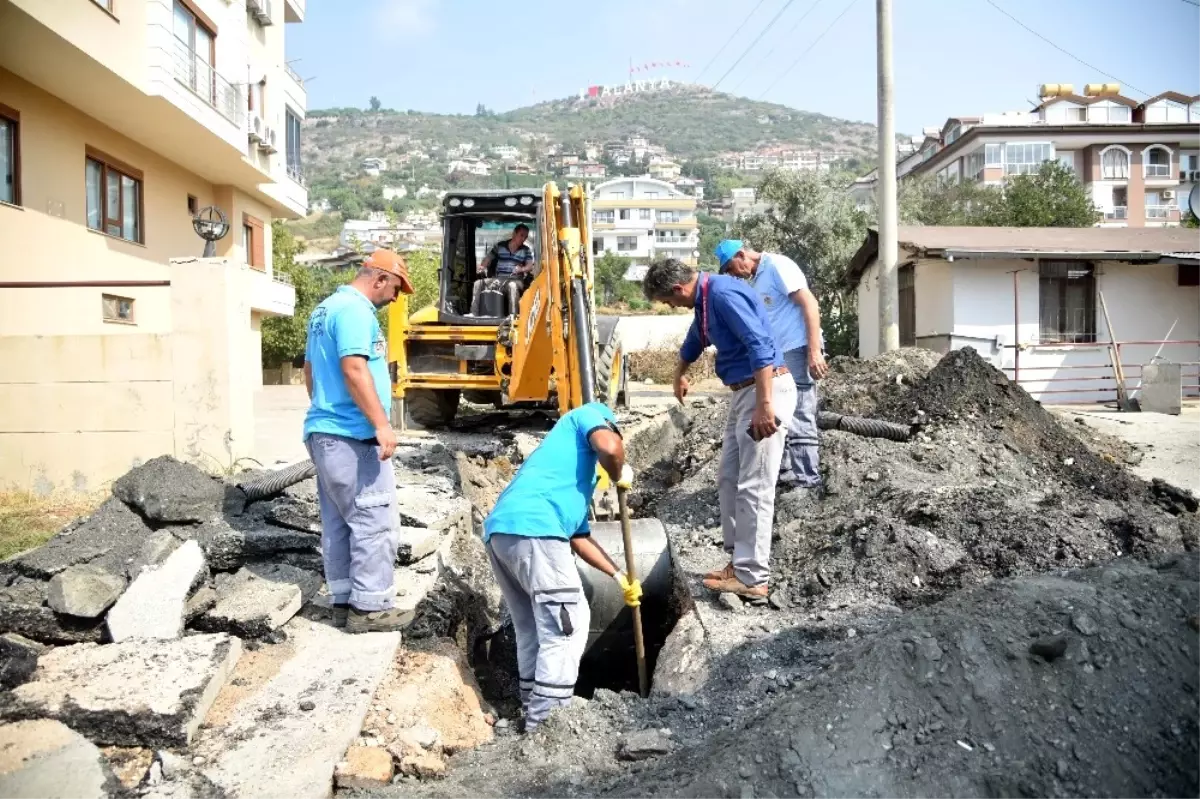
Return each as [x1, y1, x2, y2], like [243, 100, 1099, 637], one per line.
[386, 182, 628, 428]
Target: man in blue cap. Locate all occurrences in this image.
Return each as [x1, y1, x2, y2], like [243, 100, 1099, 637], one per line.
[715, 240, 827, 489]
[641, 257, 797, 600]
[483, 401, 643, 732]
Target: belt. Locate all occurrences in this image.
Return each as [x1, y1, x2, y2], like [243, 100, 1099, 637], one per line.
[728, 366, 790, 392]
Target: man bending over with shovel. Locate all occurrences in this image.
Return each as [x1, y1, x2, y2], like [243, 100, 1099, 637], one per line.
[483, 402, 643, 732]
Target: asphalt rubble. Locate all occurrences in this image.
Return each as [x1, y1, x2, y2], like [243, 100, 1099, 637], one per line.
[0, 444, 475, 797]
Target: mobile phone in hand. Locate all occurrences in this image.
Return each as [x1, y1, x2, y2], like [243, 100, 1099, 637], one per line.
[748, 416, 783, 442]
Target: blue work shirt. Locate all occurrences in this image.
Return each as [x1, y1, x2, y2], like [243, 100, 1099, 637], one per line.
[751, 253, 817, 352]
[484, 402, 619, 542]
[679, 273, 782, 386]
[303, 285, 390, 441]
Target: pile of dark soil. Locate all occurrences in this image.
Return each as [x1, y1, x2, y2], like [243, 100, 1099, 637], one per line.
[646, 347, 1197, 614]
[818, 347, 942, 418]
[610, 553, 1199, 798]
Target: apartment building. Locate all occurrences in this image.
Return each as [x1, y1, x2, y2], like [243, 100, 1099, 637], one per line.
[590, 177, 699, 267]
[0, 0, 309, 491]
[855, 84, 1200, 225]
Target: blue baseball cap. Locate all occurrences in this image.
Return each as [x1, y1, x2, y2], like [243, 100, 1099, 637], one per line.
[715, 239, 744, 272]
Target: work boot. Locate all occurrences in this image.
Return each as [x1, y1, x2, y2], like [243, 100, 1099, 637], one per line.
[703, 562, 734, 581]
[702, 575, 768, 600]
[345, 606, 413, 634]
[331, 603, 349, 628]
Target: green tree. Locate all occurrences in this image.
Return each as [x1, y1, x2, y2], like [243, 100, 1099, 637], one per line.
[404, 249, 441, 312]
[261, 223, 326, 368]
[896, 161, 1097, 227]
[593, 251, 632, 306]
[733, 170, 870, 357]
[994, 160, 1099, 227]
[696, 213, 727, 270]
[369, 96, 381, 112]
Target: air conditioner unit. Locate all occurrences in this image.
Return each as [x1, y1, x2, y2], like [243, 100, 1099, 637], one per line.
[247, 112, 264, 142]
[258, 126, 279, 154]
[247, 0, 273, 24]
[1161, 190, 1175, 200]
[1190, 170, 1200, 182]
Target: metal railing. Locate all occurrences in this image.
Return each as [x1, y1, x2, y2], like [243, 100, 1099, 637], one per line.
[1003, 340, 1200, 400]
[272, 270, 293, 286]
[286, 162, 306, 186]
[283, 62, 304, 87]
[1146, 205, 1171, 219]
[167, 38, 242, 124]
[1104, 206, 1128, 220]
[1145, 164, 1172, 179]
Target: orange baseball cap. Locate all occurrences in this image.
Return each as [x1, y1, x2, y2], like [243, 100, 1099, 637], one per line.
[363, 249, 415, 295]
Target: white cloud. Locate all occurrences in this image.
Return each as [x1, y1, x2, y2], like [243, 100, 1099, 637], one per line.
[376, 0, 437, 35]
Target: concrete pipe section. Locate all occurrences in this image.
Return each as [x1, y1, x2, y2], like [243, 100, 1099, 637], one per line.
[574, 517, 682, 695]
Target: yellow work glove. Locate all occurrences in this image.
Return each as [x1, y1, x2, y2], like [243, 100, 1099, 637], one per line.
[616, 464, 634, 491]
[595, 462, 612, 492]
[614, 571, 643, 607]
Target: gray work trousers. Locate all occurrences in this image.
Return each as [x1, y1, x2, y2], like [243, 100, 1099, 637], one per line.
[779, 346, 821, 487]
[306, 433, 399, 612]
[719, 373, 798, 586]
[486, 534, 589, 730]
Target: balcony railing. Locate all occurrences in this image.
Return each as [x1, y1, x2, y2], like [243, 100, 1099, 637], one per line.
[286, 162, 306, 186]
[283, 63, 304, 87]
[168, 38, 242, 125]
[1145, 164, 1172, 179]
[1104, 206, 1128, 220]
[1146, 205, 1171, 219]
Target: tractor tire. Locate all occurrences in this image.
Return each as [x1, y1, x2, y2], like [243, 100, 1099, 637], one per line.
[407, 389, 461, 429]
[463, 390, 502, 407]
[595, 316, 628, 410]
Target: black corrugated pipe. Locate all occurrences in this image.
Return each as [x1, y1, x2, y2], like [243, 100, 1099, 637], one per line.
[238, 460, 317, 503]
[817, 412, 912, 442]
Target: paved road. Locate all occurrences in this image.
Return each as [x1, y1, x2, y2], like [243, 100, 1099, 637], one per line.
[1050, 405, 1200, 495]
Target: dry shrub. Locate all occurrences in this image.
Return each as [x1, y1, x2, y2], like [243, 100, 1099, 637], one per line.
[627, 348, 717, 384]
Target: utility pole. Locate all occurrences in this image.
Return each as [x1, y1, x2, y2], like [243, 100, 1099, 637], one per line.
[876, 0, 900, 353]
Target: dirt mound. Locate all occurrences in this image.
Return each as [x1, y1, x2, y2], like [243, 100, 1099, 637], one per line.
[612, 553, 1199, 798]
[819, 347, 942, 418]
[645, 347, 1197, 614]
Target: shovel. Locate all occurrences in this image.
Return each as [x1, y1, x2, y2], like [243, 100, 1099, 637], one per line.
[617, 485, 649, 699]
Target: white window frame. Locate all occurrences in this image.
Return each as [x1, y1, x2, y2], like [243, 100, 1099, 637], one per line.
[1056, 151, 1076, 174]
[984, 143, 1002, 167]
[1143, 144, 1173, 179]
[1099, 145, 1131, 180]
[1003, 141, 1055, 176]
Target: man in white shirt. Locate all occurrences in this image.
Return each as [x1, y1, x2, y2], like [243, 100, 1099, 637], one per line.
[715, 239, 828, 488]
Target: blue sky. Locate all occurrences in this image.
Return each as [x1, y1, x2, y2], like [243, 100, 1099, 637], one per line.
[287, 0, 1200, 133]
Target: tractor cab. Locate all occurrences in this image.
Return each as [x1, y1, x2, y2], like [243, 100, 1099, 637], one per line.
[437, 189, 543, 326]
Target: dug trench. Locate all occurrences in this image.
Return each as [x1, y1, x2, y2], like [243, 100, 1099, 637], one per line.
[374, 348, 1198, 799]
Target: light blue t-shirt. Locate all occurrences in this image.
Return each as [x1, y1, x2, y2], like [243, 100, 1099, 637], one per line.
[484, 402, 619, 542]
[750, 252, 816, 353]
[303, 285, 390, 441]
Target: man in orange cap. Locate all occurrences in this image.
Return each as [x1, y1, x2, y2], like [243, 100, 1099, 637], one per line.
[303, 248, 415, 633]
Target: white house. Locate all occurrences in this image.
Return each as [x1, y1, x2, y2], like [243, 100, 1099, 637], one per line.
[590, 177, 699, 266]
[850, 226, 1200, 403]
[361, 156, 389, 177]
[382, 185, 408, 201]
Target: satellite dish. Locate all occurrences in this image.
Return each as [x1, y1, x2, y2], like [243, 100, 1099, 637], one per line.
[1189, 184, 1199, 222]
[192, 206, 230, 257]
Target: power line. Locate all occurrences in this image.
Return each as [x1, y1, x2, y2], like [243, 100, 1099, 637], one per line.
[980, 0, 1148, 97]
[729, 0, 827, 95]
[1181, 0, 1199, 7]
[695, 0, 773, 82]
[712, 0, 802, 91]
[758, 0, 860, 99]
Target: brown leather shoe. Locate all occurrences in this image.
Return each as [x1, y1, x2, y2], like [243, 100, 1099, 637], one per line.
[703, 562, 734, 581]
[702, 575, 768, 599]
